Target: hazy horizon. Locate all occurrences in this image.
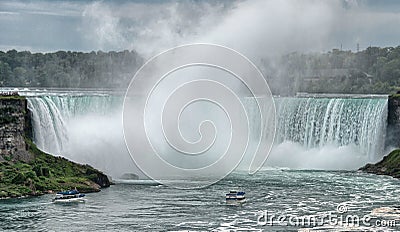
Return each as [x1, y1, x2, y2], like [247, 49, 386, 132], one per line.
[1, 0, 400, 60]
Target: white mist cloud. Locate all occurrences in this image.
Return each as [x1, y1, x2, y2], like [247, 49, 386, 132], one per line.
[202, 0, 337, 58]
[80, 1, 230, 55]
[80, 0, 336, 56]
[81, 2, 126, 50]
[266, 141, 372, 170]
[76, 0, 400, 61]
[1, 0, 399, 54]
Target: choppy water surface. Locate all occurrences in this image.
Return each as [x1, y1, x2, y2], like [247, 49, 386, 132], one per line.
[1, 170, 400, 231]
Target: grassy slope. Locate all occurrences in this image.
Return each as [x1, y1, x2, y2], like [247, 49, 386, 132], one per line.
[0, 138, 109, 198]
[0, 95, 26, 100]
[360, 149, 400, 178]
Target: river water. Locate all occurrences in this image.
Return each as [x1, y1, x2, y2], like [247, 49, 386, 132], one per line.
[1, 170, 400, 231]
[0, 88, 396, 231]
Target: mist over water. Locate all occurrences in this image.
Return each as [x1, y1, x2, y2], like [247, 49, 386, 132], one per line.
[26, 94, 137, 177]
[2, 0, 395, 177]
[1, 0, 399, 230]
[24, 91, 389, 177]
[241, 96, 388, 171]
[267, 97, 388, 170]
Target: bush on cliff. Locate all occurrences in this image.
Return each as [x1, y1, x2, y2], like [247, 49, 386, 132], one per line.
[360, 149, 400, 178]
[0, 138, 110, 198]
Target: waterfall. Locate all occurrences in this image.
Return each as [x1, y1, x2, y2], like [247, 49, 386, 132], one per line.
[274, 97, 388, 160]
[27, 95, 122, 155]
[25, 93, 388, 173]
[27, 96, 69, 154]
[26, 94, 135, 177]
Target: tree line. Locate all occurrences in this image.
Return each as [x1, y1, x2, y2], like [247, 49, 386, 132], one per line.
[262, 46, 400, 95]
[0, 46, 399, 95]
[0, 50, 143, 88]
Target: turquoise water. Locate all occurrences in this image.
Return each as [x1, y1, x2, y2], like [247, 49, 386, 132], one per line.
[1, 170, 400, 231]
[26, 94, 389, 176]
[1, 90, 395, 231]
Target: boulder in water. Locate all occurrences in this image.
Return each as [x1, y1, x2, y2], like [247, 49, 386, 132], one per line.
[120, 173, 139, 180]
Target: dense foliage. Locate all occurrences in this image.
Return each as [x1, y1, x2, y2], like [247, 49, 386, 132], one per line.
[0, 46, 400, 94]
[360, 148, 400, 179]
[0, 138, 109, 198]
[263, 46, 400, 95]
[0, 50, 143, 88]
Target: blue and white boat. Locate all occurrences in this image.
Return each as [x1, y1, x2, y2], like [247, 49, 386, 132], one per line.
[226, 190, 246, 204]
[53, 189, 86, 203]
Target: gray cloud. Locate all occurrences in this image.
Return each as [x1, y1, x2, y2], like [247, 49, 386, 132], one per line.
[0, 0, 399, 58]
[79, 1, 231, 55]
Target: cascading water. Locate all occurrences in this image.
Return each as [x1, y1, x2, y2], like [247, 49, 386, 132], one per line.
[26, 93, 135, 177]
[27, 95, 122, 155]
[266, 96, 388, 170]
[274, 97, 388, 160]
[25, 92, 388, 175]
[27, 96, 69, 154]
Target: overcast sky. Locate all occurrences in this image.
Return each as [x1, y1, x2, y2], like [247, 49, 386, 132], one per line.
[0, 0, 399, 57]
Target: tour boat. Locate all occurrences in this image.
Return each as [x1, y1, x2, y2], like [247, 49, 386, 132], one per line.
[53, 189, 86, 203]
[226, 190, 246, 204]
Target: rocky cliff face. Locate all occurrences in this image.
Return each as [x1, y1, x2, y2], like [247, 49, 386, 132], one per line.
[0, 96, 32, 163]
[386, 95, 400, 148]
[0, 95, 110, 198]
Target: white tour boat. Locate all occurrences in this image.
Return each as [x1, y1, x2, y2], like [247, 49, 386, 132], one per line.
[53, 189, 86, 203]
